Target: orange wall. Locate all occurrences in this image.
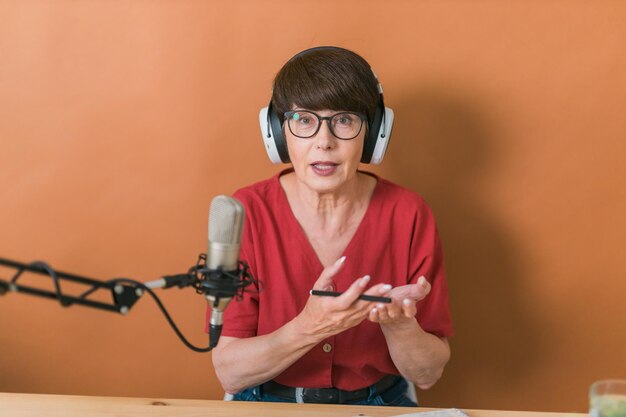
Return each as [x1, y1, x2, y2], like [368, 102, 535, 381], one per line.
[1, 1, 625, 413]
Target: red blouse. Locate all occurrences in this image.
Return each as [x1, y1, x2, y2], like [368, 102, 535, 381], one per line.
[208, 169, 453, 390]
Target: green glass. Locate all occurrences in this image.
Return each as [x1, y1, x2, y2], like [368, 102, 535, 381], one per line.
[590, 380, 626, 417]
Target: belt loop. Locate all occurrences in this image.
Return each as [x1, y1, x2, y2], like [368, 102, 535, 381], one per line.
[295, 387, 305, 403]
[367, 381, 377, 401]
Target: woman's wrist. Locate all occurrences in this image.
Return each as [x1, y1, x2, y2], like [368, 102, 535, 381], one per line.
[289, 312, 328, 345]
[380, 316, 423, 337]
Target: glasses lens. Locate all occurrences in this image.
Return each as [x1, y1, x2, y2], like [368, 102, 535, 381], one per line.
[331, 112, 363, 139]
[288, 111, 319, 138]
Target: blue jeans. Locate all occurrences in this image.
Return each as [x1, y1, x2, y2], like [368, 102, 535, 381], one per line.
[232, 376, 418, 407]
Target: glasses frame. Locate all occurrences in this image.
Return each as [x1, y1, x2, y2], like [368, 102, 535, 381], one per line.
[283, 110, 367, 140]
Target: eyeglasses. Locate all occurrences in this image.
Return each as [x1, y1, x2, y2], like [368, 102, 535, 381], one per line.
[284, 110, 367, 140]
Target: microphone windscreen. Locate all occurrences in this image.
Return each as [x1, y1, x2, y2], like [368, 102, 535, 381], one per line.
[209, 196, 245, 246]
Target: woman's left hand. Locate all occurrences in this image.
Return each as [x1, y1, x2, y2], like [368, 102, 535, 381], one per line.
[368, 275, 431, 328]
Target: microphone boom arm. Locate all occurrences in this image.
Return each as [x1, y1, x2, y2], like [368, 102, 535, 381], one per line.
[0, 257, 141, 314]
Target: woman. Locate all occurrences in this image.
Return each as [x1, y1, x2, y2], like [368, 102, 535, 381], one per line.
[210, 46, 453, 407]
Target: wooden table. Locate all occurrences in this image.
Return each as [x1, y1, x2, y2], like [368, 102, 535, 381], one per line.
[0, 392, 587, 417]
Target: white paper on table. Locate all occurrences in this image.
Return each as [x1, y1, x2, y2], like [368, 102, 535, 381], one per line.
[392, 408, 469, 417]
[371, 409, 469, 417]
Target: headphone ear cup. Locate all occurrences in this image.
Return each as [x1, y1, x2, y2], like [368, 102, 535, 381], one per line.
[369, 107, 393, 165]
[269, 103, 291, 163]
[361, 100, 385, 164]
[259, 103, 290, 164]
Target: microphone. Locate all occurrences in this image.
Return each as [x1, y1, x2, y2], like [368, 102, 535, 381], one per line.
[203, 195, 245, 348]
[140, 194, 248, 349]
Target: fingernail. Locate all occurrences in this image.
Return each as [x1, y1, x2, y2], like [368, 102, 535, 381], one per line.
[381, 284, 392, 292]
[359, 275, 371, 287]
[418, 276, 428, 287]
[377, 303, 384, 309]
[337, 256, 346, 265]
[371, 308, 378, 314]
[403, 298, 411, 305]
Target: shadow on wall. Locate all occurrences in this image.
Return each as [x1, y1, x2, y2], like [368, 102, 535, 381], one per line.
[386, 85, 541, 409]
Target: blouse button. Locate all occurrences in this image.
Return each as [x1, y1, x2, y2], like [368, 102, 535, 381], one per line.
[322, 343, 332, 353]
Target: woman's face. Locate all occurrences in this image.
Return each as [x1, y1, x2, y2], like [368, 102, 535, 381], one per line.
[285, 108, 366, 195]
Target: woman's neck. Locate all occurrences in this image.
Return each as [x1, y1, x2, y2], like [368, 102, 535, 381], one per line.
[280, 170, 376, 234]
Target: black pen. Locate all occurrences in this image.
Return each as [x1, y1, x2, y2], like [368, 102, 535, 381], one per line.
[310, 290, 392, 303]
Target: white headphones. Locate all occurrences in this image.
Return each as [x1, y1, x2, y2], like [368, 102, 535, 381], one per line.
[259, 47, 394, 165]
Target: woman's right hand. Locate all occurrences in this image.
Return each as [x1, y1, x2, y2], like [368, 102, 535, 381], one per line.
[294, 256, 391, 341]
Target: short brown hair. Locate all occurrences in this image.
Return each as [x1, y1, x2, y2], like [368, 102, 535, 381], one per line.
[271, 47, 380, 124]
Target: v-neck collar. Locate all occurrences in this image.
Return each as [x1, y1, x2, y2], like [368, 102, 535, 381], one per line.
[274, 168, 381, 270]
